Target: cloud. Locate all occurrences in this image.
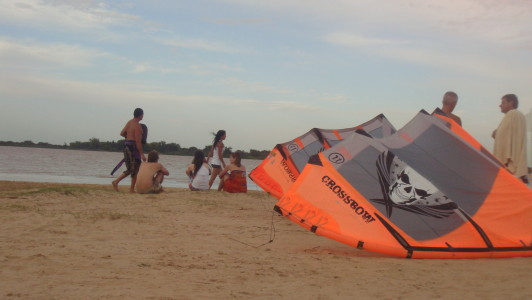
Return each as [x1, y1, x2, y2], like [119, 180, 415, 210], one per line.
[232, 98, 323, 112]
[132, 63, 149, 73]
[417, 0, 532, 46]
[0, 0, 139, 32]
[319, 93, 349, 104]
[324, 32, 401, 47]
[0, 37, 107, 68]
[0, 37, 245, 77]
[0, 74, 171, 106]
[217, 77, 294, 94]
[206, 17, 270, 25]
[322, 31, 530, 81]
[158, 36, 245, 53]
[221, 0, 532, 47]
[0, 72, 324, 114]
[125, 60, 244, 76]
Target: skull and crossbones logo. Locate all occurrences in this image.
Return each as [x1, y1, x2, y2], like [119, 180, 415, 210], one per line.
[373, 151, 456, 218]
[388, 161, 451, 206]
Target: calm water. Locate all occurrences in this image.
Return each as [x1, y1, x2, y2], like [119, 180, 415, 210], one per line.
[0, 146, 262, 190]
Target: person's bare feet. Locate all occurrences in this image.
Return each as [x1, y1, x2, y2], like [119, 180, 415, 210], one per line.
[112, 180, 119, 192]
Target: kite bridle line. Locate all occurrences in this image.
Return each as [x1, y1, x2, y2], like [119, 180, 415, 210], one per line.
[225, 194, 277, 248]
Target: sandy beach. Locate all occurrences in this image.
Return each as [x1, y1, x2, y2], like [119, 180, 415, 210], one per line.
[0, 181, 530, 299]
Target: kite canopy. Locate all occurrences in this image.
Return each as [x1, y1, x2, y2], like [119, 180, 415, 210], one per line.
[249, 114, 396, 199]
[268, 111, 532, 258]
[432, 108, 502, 166]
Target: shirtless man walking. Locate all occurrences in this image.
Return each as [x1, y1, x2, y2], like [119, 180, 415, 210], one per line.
[112, 108, 147, 192]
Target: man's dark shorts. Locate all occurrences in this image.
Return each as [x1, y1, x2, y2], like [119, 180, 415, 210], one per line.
[123, 141, 141, 177]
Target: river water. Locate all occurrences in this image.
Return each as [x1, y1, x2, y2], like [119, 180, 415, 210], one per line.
[0, 146, 262, 190]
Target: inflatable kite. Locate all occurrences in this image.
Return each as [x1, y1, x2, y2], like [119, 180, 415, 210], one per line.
[432, 108, 502, 166]
[259, 111, 532, 258]
[249, 114, 396, 199]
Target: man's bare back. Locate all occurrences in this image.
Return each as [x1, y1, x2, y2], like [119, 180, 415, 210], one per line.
[121, 119, 140, 140]
[135, 162, 169, 193]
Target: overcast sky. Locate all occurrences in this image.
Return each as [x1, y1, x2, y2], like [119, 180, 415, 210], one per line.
[1, 0, 531, 152]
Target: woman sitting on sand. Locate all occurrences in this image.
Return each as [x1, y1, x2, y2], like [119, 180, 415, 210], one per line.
[217, 151, 247, 193]
[186, 150, 211, 191]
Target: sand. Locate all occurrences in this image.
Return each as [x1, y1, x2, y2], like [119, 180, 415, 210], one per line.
[0, 181, 530, 299]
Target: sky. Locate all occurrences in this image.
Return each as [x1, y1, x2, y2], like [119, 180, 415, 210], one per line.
[1, 0, 531, 152]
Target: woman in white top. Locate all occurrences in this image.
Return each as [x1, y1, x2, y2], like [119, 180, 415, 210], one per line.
[207, 130, 226, 188]
[186, 150, 211, 191]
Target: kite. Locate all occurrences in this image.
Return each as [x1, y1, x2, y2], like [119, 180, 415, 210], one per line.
[432, 108, 502, 166]
[249, 114, 396, 199]
[273, 111, 532, 258]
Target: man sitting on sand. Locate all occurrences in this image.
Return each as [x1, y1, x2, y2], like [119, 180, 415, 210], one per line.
[135, 150, 169, 194]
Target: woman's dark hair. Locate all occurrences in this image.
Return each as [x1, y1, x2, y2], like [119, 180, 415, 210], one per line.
[140, 123, 148, 144]
[232, 152, 242, 167]
[192, 150, 205, 176]
[212, 130, 226, 148]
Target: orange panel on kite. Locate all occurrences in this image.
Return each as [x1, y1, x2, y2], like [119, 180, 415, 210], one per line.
[250, 114, 396, 198]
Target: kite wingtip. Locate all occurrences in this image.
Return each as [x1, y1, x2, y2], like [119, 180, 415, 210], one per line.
[273, 205, 283, 216]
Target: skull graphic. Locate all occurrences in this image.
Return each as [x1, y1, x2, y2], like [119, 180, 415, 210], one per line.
[373, 150, 460, 220]
[388, 157, 452, 207]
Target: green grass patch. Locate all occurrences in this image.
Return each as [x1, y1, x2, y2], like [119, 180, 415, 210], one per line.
[68, 210, 147, 222]
[1, 186, 113, 197]
[186, 197, 222, 207]
[1, 204, 31, 212]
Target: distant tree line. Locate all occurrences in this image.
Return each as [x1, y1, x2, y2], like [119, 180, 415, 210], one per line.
[0, 138, 270, 160]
